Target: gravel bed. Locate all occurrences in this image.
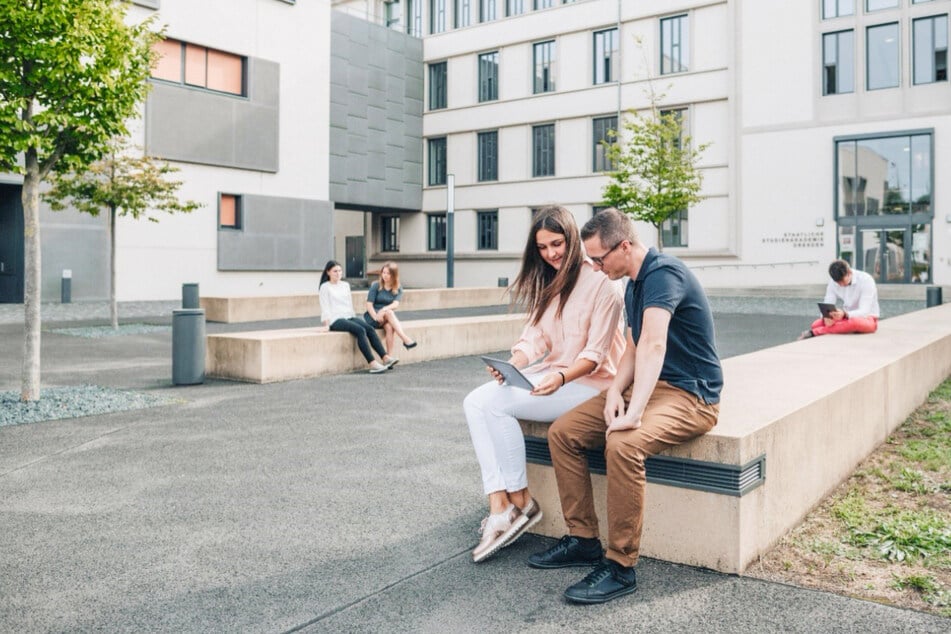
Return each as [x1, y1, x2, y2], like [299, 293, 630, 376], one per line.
[49, 323, 172, 338]
[0, 385, 175, 427]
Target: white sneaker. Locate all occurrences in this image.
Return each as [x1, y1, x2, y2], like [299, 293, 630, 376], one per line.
[368, 361, 387, 374]
[384, 357, 399, 369]
[472, 505, 520, 563]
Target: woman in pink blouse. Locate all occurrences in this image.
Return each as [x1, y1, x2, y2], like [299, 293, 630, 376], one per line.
[465, 205, 626, 563]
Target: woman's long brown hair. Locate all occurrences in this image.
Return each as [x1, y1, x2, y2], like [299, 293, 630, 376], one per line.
[510, 206, 584, 326]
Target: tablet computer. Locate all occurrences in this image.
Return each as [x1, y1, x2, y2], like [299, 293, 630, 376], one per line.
[818, 302, 837, 318]
[480, 356, 536, 390]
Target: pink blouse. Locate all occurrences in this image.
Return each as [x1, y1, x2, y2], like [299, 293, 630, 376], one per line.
[511, 260, 626, 391]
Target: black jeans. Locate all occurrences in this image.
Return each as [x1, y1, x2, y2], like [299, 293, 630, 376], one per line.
[330, 317, 386, 363]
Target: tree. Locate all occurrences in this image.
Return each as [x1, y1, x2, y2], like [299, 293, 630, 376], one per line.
[0, 0, 156, 401]
[601, 97, 710, 251]
[45, 137, 201, 329]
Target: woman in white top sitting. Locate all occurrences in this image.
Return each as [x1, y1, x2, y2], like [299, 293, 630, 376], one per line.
[318, 260, 397, 374]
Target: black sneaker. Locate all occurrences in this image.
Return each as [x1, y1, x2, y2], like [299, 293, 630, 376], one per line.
[564, 560, 637, 604]
[527, 535, 603, 569]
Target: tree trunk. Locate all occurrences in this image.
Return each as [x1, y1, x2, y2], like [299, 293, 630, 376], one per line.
[110, 206, 118, 329]
[21, 148, 41, 402]
[654, 223, 664, 253]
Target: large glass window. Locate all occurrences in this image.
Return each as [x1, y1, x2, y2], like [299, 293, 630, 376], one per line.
[533, 41, 556, 93]
[534, 0, 555, 8]
[823, 30, 855, 95]
[593, 28, 618, 84]
[867, 23, 900, 90]
[533, 124, 555, 177]
[428, 137, 447, 186]
[455, 0, 472, 28]
[506, 0, 525, 15]
[866, 0, 898, 11]
[430, 0, 447, 34]
[428, 214, 447, 251]
[660, 107, 689, 149]
[479, 51, 499, 102]
[407, 0, 423, 37]
[823, 0, 855, 19]
[592, 115, 617, 172]
[380, 216, 400, 252]
[481, 0, 497, 22]
[478, 131, 498, 182]
[477, 210, 498, 250]
[660, 14, 689, 75]
[219, 194, 242, 229]
[152, 38, 245, 96]
[661, 209, 688, 247]
[913, 15, 948, 84]
[429, 62, 447, 110]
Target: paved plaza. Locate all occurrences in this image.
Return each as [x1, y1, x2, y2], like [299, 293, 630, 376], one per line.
[0, 294, 947, 633]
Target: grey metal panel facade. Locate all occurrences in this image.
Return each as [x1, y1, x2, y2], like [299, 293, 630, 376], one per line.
[39, 206, 109, 302]
[330, 11, 423, 212]
[145, 58, 280, 172]
[217, 195, 333, 271]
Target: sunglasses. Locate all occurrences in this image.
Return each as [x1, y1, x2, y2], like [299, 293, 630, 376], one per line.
[589, 240, 624, 266]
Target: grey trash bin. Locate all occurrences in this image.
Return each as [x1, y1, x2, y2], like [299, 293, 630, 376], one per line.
[172, 308, 205, 385]
[926, 286, 943, 308]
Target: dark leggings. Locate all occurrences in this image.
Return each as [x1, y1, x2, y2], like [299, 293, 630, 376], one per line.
[330, 317, 386, 363]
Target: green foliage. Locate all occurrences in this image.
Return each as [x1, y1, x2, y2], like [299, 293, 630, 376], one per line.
[601, 102, 709, 250]
[0, 0, 158, 177]
[44, 137, 201, 221]
[846, 509, 951, 563]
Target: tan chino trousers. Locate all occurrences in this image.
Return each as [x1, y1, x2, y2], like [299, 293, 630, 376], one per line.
[548, 381, 719, 567]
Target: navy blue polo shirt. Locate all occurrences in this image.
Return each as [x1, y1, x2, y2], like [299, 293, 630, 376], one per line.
[626, 249, 722, 404]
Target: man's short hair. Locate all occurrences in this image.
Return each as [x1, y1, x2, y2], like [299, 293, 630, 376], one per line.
[829, 259, 851, 282]
[580, 207, 637, 247]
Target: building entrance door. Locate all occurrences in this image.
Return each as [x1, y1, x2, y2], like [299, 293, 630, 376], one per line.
[0, 184, 24, 303]
[345, 235, 364, 279]
[857, 227, 911, 284]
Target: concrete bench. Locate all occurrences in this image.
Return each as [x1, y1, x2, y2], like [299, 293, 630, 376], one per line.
[206, 313, 526, 383]
[519, 303, 951, 574]
[200, 287, 509, 323]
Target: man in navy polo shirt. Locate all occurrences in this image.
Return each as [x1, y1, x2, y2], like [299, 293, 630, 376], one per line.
[527, 208, 722, 604]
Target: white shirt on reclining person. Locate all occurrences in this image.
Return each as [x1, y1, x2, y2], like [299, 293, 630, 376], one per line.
[823, 269, 880, 318]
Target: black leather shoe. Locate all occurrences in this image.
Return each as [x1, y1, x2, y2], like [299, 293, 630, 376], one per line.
[527, 535, 603, 569]
[564, 560, 637, 604]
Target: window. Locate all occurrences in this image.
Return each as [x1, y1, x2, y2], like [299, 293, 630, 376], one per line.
[386, 1, 402, 28]
[836, 133, 932, 219]
[428, 137, 447, 186]
[506, 0, 525, 15]
[823, 0, 854, 18]
[592, 205, 610, 217]
[913, 15, 948, 84]
[533, 124, 555, 177]
[823, 30, 855, 95]
[660, 108, 689, 149]
[381, 216, 400, 252]
[151, 38, 245, 96]
[407, 0, 423, 37]
[478, 131, 498, 182]
[455, 0, 472, 28]
[429, 62, 447, 110]
[479, 51, 499, 102]
[430, 0, 447, 34]
[219, 194, 242, 229]
[481, 0, 497, 22]
[428, 214, 447, 251]
[477, 210, 498, 250]
[592, 116, 617, 172]
[660, 14, 689, 75]
[866, 0, 898, 11]
[533, 41, 556, 93]
[534, 0, 555, 8]
[661, 210, 688, 247]
[867, 22, 900, 89]
[593, 28, 618, 84]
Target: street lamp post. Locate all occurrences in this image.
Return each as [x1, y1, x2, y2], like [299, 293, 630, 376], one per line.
[446, 173, 455, 288]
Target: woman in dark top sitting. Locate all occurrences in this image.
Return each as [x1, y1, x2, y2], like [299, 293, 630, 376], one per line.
[364, 261, 417, 356]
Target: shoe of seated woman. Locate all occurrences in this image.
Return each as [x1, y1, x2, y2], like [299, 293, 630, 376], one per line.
[384, 357, 399, 369]
[368, 361, 388, 374]
[404, 340, 417, 349]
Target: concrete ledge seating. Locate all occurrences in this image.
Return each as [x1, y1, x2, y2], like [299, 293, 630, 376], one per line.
[519, 303, 951, 574]
[200, 286, 508, 323]
[206, 313, 526, 383]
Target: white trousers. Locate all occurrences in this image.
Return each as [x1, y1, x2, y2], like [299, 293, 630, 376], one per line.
[463, 371, 600, 496]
